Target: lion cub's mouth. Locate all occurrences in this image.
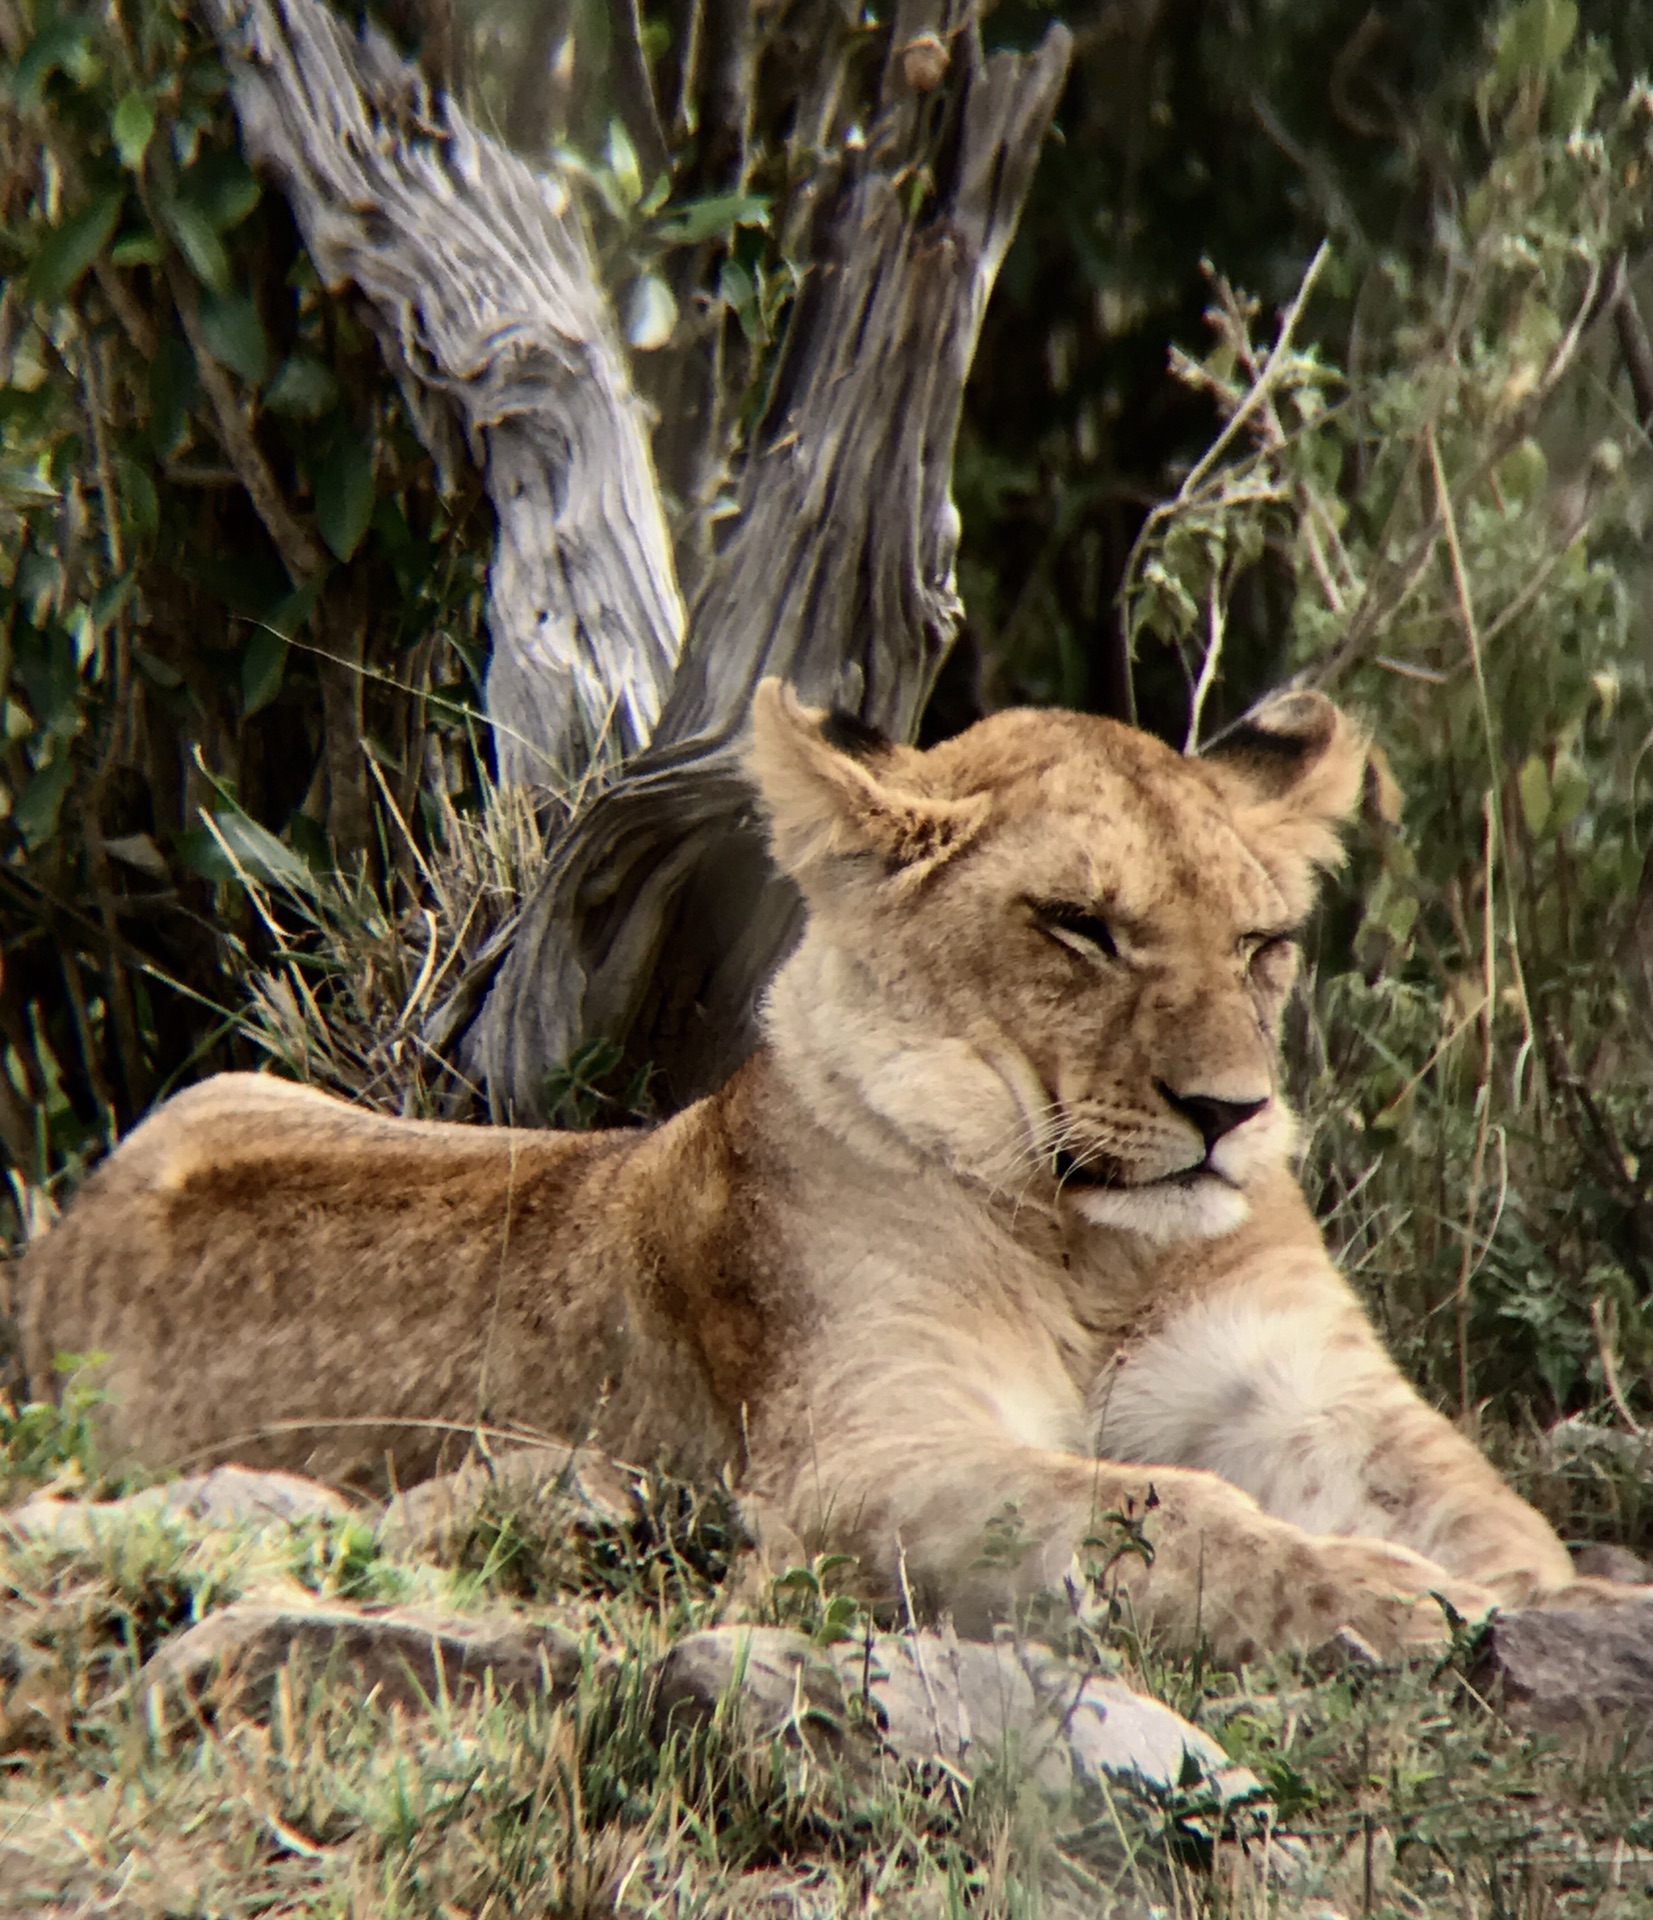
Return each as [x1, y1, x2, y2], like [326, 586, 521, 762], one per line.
[1053, 1148, 1235, 1194]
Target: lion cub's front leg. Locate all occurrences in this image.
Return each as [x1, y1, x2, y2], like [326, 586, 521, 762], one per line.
[1058, 1460, 1494, 1664]
[814, 1427, 1493, 1666]
[1091, 1277, 1576, 1606]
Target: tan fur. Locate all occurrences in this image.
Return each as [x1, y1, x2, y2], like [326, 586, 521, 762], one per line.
[20, 681, 1607, 1663]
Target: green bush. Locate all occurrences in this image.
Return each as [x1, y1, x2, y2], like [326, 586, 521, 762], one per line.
[1118, 4, 1653, 1488]
[0, 0, 492, 1221]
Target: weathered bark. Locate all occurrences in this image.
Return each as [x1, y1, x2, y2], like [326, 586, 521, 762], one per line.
[470, 6, 1072, 1118]
[201, 0, 1068, 1120]
[201, 0, 684, 788]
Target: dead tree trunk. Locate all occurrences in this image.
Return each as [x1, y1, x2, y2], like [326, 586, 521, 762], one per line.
[202, 0, 685, 789]
[203, 0, 1070, 1120]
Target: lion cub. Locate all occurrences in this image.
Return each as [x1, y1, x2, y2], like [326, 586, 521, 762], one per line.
[20, 680, 1600, 1662]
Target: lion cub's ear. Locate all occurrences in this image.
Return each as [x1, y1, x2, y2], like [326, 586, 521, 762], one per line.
[1199, 690, 1369, 915]
[748, 679, 989, 884]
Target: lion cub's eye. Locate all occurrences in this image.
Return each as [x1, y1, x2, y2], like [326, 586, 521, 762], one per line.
[1035, 901, 1119, 961]
[1243, 932, 1298, 978]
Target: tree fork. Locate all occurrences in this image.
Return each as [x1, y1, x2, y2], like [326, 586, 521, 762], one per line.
[200, 0, 1069, 1119]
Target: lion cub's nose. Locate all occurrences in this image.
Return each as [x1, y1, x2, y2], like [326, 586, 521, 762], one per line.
[1155, 1082, 1268, 1154]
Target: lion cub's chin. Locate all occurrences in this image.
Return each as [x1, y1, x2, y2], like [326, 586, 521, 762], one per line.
[1070, 1175, 1251, 1244]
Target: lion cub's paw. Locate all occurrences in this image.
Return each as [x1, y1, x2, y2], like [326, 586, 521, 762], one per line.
[1528, 1574, 1653, 1612]
[1309, 1536, 1496, 1655]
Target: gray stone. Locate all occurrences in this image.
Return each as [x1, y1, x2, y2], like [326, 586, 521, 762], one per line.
[140, 1601, 584, 1723]
[1571, 1542, 1653, 1584]
[654, 1626, 855, 1757]
[5, 1466, 353, 1552]
[1472, 1603, 1653, 1729]
[376, 1442, 638, 1559]
[1306, 1625, 1383, 1679]
[652, 1624, 1257, 1808]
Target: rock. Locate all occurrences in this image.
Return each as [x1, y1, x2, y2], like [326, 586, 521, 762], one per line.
[377, 1442, 638, 1559]
[654, 1626, 855, 1757]
[1306, 1625, 1383, 1679]
[1009, 1637, 1257, 1807]
[1472, 1604, 1653, 1729]
[6, 1466, 353, 1552]
[1571, 1542, 1653, 1584]
[652, 1624, 1257, 1809]
[140, 1602, 584, 1724]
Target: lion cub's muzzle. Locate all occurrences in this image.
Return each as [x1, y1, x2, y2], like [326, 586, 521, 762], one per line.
[1054, 1147, 1240, 1194]
[1153, 1081, 1268, 1156]
[1052, 1080, 1273, 1194]
[1047, 1076, 1285, 1241]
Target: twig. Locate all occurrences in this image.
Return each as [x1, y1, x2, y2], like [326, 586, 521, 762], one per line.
[77, 326, 123, 578]
[608, 0, 671, 183]
[1613, 260, 1653, 432]
[1123, 244, 1331, 709]
[1137, 241, 1331, 549]
[164, 260, 322, 586]
[170, 1410, 570, 1471]
[1589, 1297, 1644, 1436]
[894, 1538, 947, 1754]
[1429, 427, 1537, 1094]
[91, 258, 157, 361]
[1474, 507, 1594, 654]
[1453, 799, 1498, 1427]
[1431, 428, 1501, 1426]
[1315, 256, 1607, 691]
[1184, 581, 1226, 752]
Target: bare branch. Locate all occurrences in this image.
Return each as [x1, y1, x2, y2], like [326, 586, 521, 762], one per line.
[607, 0, 671, 185]
[166, 258, 323, 587]
[1613, 261, 1653, 431]
[200, 0, 685, 785]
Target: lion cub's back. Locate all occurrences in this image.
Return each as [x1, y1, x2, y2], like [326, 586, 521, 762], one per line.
[19, 1073, 629, 1483]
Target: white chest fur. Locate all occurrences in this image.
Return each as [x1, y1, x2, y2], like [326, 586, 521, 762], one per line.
[1087, 1283, 1406, 1541]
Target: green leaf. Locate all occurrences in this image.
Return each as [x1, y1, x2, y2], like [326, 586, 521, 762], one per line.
[241, 628, 288, 718]
[605, 121, 642, 208]
[1548, 754, 1589, 835]
[1494, 0, 1576, 91]
[1542, 0, 1579, 64]
[625, 273, 677, 351]
[112, 93, 155, 171]
[196, 810, 311, 889]
[91, 576, 136, 631]
[264, 355, 338, 419]
[133, 646, 182, 689]
[654, 192, 771, 247]
[199, 291, 269, 385]
[149, 337, 198, 457]
[117, 458, 159, 541]
[186, 154, 260, 232]
[25, 194, 123, 305]
[1496, 438, 1547, 505]
[161, 198, 231, 293]
[109, 230, 166, 267]
[311, 434, 375, 561]
[1517, 755, 1551, 838]
[15, 754, 73, 849]
[13, 20, 95, 109]
[718, 259, 760, 343]
[265, 573, 325, 639]
[0, 459, 58, 508]
[15, 628, 78, 738]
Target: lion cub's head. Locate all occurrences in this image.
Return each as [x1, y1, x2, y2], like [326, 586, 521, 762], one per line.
[749, 679, 1367, 1243]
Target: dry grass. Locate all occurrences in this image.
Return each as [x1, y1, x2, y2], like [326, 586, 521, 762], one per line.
[0, 1407, 1650, 1919]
